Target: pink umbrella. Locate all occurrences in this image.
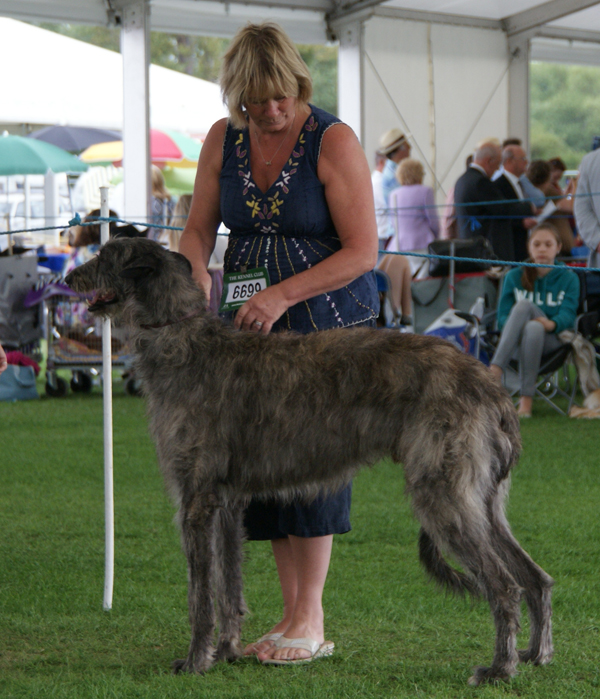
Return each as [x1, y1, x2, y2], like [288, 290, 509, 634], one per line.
[80, 129, 201, 167]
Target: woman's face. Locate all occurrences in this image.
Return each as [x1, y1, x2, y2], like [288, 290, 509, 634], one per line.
[244, 96, 297, 133]
[550, 167, 563, 186]
[528, 229, 561, 265]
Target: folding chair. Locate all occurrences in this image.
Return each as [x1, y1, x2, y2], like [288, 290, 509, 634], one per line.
[491, 266, 600, 416]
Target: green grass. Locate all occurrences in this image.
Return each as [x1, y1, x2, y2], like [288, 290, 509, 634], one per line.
[1, 382, 599, 698]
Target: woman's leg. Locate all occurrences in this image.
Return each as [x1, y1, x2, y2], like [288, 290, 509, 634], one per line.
[519, 321, 563, 397]
[491, 300, 545, 375]
[377, 254, 412, 320]
[243, 537, 297, 655]
[257, 534, 333, 662]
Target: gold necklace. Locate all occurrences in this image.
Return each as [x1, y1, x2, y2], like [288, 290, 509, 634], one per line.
[253, 112, 296, 166]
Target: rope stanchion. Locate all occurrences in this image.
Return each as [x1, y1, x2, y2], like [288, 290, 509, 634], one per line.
[99, 187, 114, 613]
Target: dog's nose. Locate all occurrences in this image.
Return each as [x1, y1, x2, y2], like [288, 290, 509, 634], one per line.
[64, 270, 75, 288]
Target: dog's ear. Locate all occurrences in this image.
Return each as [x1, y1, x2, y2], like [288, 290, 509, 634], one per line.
[120, 254, 160, 282]
[168, 251, 193, 276]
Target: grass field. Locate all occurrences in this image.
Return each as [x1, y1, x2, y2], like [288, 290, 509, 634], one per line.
[1, 379, 599, 698]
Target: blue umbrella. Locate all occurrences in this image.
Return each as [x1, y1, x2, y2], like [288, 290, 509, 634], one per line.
[28, 125, 121, 153]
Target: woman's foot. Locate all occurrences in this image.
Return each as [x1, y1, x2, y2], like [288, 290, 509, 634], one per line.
[257, 614, 325, 662]
[518, 395, 533, 418]
[243, 628, 285, 656]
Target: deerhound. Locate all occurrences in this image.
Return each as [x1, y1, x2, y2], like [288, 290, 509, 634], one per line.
[65, 237, 554, 686]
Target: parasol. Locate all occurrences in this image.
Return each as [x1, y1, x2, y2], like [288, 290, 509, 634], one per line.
[27, 125, 122, 153]
[0, 133, 89, 175]
[80, 129, 201, 168]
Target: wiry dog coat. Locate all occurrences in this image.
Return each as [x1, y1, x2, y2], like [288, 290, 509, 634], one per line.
[66, 238, 554, 685]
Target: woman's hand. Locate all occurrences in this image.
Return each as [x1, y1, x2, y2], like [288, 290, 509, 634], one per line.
[533, 316, 556, 332]
[0, 344, 7, 375]
[234, 284, 290, 334]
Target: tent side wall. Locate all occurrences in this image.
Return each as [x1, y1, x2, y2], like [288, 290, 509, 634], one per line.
[362, 16, 510, 197]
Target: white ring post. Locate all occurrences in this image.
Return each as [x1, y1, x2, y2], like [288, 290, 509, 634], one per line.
[100, 186, 114, 611]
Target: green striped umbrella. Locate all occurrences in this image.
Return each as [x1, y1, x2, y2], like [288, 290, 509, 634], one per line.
[0, 133, 89, 175]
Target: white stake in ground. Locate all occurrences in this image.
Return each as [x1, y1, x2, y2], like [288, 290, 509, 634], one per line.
[100, 186, 114, 611]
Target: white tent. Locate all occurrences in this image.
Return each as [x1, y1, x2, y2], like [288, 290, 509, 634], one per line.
[0, 17, 227, 134]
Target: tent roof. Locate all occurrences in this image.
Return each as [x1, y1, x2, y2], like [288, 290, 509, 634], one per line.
[1, 1, 600, 46]
[0, 17, 227, 133]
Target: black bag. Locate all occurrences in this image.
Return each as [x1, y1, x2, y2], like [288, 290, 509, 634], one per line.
[427, 237, 497, 277]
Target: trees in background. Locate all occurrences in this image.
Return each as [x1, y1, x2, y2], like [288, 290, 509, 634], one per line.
[530, 62, 600, 169]
[35, 23, 598, 169]
[37, 23, 337, 116]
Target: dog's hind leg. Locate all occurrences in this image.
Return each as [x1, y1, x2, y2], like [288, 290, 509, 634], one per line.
[213, 501, 247, 664]
[488, 488, 554, 666]
[450, 527, 524, 686]
[413, 488, 522, 686]
[173, 490, 219, 675]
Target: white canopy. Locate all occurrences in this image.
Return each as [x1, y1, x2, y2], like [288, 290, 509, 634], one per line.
[0, 17, 227, 134]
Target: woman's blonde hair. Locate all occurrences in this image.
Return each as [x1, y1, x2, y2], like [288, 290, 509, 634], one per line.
[396, 159, 424, 186]
[151, 165, 171, 201]
[220, 22, 313, 130]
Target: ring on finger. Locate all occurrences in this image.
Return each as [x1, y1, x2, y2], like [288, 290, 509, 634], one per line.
[253, 320, 263, 329]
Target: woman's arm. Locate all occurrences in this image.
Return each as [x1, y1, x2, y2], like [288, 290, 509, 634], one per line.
[542, 271, 580, 334]
[178, 118, 228, 300]
[235, 123, 379, 333]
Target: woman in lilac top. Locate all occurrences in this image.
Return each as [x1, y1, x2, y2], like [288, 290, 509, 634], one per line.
[387, 159, 439, 274]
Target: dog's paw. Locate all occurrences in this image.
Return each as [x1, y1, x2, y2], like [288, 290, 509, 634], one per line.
[468, 665, 515, 686]
[215, 639, 243, 663]
[518, 647, 554, 665]
[172, 652, 215, 675]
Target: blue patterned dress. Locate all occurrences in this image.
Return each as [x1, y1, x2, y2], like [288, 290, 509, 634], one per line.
[220, 105, 379, 540]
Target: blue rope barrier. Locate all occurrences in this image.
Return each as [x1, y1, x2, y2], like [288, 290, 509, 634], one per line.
[384, 249, 600, 273]
[3, 213, 600, 274]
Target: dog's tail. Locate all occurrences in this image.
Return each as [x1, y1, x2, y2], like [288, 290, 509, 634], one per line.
[418, 528, 480, 598]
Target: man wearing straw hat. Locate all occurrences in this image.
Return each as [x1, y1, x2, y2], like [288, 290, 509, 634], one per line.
[379, 128, 412, 209]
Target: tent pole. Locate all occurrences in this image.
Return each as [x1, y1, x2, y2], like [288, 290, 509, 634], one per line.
[100, 186, 114, 612]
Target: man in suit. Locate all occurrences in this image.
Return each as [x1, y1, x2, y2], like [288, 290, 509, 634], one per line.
[454, 142, 515, 261]
[494, 145, 537, 261]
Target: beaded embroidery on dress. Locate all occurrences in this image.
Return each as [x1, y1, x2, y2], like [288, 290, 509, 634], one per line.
[219, 105, 379, 333]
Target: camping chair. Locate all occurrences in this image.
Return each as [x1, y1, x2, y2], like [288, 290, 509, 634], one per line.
[480, 266, 600, 416]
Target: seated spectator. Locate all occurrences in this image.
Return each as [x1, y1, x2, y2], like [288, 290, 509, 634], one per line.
[149, 165, 175, 243]
[65, 209, 144, 274]
[489, 223, 579, 417]
[376, 253, 413, 327]
[167, 194, 192, 251]
[387, 159, 439, 277]
[547, 157, 578, 226]
[527, 160, 575, 255]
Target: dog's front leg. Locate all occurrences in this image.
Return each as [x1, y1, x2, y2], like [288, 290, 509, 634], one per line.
[214, 501, 247, 663]
[173, 491, 219, 675]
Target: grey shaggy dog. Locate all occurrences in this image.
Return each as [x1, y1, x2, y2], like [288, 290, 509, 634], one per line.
[65, 237, 554, 686]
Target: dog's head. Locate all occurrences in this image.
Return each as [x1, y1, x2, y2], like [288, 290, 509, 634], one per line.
[65, 237, 194, 320]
